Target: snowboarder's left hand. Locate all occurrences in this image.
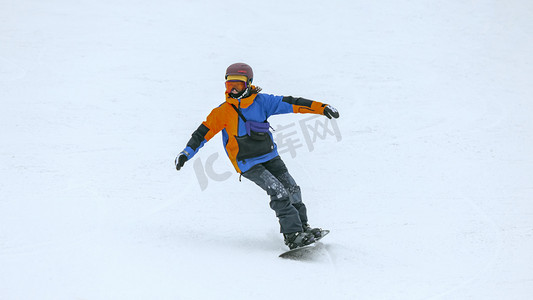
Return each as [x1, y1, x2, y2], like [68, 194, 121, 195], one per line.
[324, 105, 339, 119]
[175, 153, 188, 171]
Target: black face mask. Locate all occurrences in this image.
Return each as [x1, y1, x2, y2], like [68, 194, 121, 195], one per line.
[229, 87, 250, 99]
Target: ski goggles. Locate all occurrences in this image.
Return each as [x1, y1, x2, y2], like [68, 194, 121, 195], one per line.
[225, 80, 247, 93]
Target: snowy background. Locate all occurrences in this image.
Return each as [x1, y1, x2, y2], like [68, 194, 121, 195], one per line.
[1, 0, 532, 299]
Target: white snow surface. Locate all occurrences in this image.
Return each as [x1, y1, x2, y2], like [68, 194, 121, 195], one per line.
[1, 0, 533, 299]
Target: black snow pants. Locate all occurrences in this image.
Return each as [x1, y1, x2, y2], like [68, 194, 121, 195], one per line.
[241, 156, 308, 234]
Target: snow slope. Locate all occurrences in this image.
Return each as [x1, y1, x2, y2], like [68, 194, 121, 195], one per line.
[1, 0, 532, 299]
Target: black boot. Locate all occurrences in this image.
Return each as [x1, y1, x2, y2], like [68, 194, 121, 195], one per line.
[283, 231, 315, 250]
[303, 223, 323, 239]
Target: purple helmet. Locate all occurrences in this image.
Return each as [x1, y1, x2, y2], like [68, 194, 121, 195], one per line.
[225, 63, 253, 83]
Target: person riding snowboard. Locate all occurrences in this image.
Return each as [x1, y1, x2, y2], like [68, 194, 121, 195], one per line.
[175, 63, 340, 249]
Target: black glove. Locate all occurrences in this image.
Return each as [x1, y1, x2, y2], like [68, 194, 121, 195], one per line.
[175, 154, 188, 171]
[324, 105, 339, 119]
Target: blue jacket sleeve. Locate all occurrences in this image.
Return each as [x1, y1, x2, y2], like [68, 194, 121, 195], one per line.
[262, 93, 327, 117]
[261, 94, 294, 116]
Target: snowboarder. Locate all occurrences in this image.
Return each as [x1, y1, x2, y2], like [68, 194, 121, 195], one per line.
[175, 63, 339, 249]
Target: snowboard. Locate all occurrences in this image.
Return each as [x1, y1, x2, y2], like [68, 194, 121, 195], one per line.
[279, 229, 330, 259]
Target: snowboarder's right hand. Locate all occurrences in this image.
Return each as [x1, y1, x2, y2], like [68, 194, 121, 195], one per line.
[175, 153, 188, 171]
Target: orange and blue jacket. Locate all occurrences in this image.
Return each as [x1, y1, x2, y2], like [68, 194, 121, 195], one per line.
[181, 86, 328, 173]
